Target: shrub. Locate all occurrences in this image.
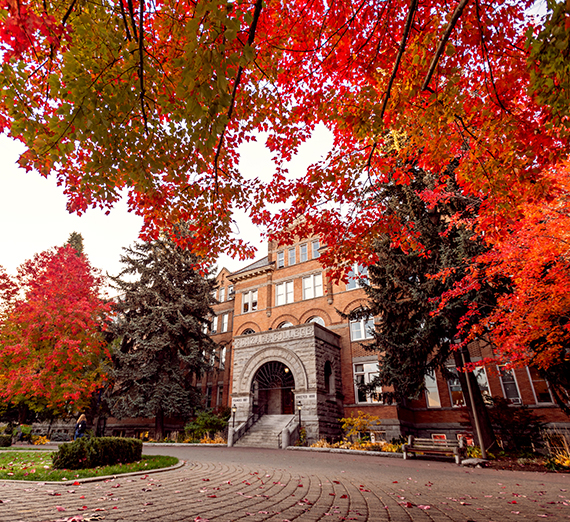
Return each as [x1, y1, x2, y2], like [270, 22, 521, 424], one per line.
[339, 411, 381, 441]
[0, 434, 11, 447]
[52, 437, 143, 470]
[185, 410, 228, 440]
[32, 435, 50, 445]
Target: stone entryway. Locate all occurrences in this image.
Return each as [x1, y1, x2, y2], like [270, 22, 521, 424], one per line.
[251, 361, 295, 415]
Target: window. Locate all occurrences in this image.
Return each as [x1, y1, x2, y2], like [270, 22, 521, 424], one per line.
[312, 240, 320, 259]
[221, 313, 229, 333]
[306, 316, 325, 326]
[206, 385, 213, 408]
[220, 347, 226, 370]
[347, 263, 369, 290]
[217, 384, 223, 406]
[425, 370, 441, 408]
[446, 366, 465, 407]
[277, 251, 285, 268]
[324, 361, 334, 394]
[499, 366, 522, 404]
[473, 366, 490, 398]
[350, 317, 374, 341]
[242, 328, 255, 335]
[528, 367, 553, 404]
[303, 273, 323, 299]
[209, 349, 216, 366]
[300, 243, 308, 262]
[211, 315, 218, 334]
[228, 285, 234, 300]
[242, 290, 258, 313]
[354, 362, 382, 403]
[219, 287, 225, 302]
[278, 321, 294, 328]
[288, 248, 296, 266]
[276, 281, 294, 305]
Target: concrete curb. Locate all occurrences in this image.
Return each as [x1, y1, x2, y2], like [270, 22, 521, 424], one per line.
[286, 446, 403, 458]
[143, 443, 226, 447]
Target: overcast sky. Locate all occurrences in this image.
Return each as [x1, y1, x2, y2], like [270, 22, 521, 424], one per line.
[0, 126, 332, 290]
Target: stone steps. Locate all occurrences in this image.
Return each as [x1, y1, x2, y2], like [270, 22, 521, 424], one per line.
[234, 414, 295, 449]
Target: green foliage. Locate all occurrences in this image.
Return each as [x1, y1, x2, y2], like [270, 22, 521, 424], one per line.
[52, 437, 143, 470]
[185, 410, 228, 440]
[107, 233, 218, 439]
[0, 435, 11, 447]
[65, 232, 84, 256]
[487, 396, 546, 452]
[352, 168, 500, 403]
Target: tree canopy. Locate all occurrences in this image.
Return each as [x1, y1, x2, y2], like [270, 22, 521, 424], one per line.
[0, 244, 110, 412]
[1, 0, 569, 370]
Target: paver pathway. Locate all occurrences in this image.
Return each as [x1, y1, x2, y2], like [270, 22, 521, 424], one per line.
[0, 446, 568, 521]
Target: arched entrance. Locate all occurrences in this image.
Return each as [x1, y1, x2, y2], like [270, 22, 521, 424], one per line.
[251, 361, 295, 415]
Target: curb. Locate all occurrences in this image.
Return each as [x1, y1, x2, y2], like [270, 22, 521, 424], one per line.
[143, 443, 226, 447]
[286, 446, 403, 458]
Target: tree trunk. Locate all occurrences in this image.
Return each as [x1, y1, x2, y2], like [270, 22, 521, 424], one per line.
[453, 350, 497, 452]
[155, 409, 164, 441]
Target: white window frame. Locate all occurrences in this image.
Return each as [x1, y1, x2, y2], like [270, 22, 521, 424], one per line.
[312, 240, 320, 259]
[424, 370, 441, 408]
[498, 365, 522, 405]
[354, 362, 382, 404]
[276, 281, 294, 306]
[288, 248, 296, 266]
[228, 285, 234, 299]
[211, 315, 218, 334]
[300, 243, 308, 262]
[219, 287, 225, 302]
[302, 273, 323, 300]
[277, 251, 285, 268]
[242, 290, 258, 313]
[350, 317, 374, 341]
[445, 365, 465, 407]
[221, 313, 229, 333]
[527, 366, 554, 404]
[347, 263, 369, 290]
[217, 384, 223, 406]
[220, 346, 226, 370]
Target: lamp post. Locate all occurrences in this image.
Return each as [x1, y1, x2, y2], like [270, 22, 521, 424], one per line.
[297, 400, 302, 426]
[231, 405, 237, 428]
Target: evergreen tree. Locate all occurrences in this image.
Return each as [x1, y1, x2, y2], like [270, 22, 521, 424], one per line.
[66, 232, 84, 256]
[108, 233, 218, 439]
[353, 167, 503, 450]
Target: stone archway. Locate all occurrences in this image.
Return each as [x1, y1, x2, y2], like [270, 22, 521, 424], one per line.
[251, 361, 295, 415]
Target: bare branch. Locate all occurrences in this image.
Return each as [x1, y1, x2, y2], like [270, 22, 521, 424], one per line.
[139, 0, 148, 133]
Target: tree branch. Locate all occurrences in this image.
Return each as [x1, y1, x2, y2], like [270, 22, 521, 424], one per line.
[212, 0, 263, 191]
[139, 0, 148, 133]
[422, 0, 470, 92]
[119, 0, 133, 41]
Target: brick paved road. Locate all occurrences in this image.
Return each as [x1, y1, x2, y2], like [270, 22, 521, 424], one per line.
[0, 445, 568, 521]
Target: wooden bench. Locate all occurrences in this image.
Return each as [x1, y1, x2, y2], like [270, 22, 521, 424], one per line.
[402, 435, 466, 465]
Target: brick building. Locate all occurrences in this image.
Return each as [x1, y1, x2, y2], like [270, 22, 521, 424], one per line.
[201, 237, 569, 445]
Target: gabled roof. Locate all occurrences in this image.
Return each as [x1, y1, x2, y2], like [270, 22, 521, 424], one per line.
[227, 256, 273, 282]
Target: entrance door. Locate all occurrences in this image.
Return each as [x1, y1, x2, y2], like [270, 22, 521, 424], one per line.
[251, 361, 295, 415]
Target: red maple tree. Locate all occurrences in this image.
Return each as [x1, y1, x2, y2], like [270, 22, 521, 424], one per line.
[0, 245, 111, 411]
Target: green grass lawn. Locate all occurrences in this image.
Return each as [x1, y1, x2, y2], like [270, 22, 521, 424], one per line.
[0, 451, 178, 481]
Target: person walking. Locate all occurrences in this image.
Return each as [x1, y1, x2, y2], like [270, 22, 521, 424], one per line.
[74, 414, 87, 441]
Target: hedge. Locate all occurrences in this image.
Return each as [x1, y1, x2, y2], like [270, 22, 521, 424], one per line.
[52, 437, 143, 470]
[0, 435, 11, 447]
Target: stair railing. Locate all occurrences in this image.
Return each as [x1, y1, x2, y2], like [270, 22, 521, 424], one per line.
[277, 415, 298, 448]
[231, 401, 268, 445]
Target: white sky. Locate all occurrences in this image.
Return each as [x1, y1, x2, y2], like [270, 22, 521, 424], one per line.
[0, 126, 333, 287]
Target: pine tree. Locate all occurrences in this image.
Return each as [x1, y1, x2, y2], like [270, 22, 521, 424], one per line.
[354, 166, 503, 450]
[108, 234, 218, 439]
[66, 232, 84, 256]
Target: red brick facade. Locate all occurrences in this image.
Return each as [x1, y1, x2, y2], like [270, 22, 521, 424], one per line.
[202, 237, 569, 443]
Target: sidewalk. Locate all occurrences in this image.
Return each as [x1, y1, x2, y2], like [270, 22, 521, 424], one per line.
[0, 445, 567, 521]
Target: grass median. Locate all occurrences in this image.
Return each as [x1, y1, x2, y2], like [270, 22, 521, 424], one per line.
[0, 451, 178, 481]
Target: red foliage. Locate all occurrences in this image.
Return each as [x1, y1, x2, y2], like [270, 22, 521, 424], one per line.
[0, 246, 111, 409]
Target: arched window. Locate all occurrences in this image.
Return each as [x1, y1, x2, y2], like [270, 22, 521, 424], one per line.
[306, 316, 325, 326]
[278, 321, 294, 328]
[242, 328, 255, 335]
